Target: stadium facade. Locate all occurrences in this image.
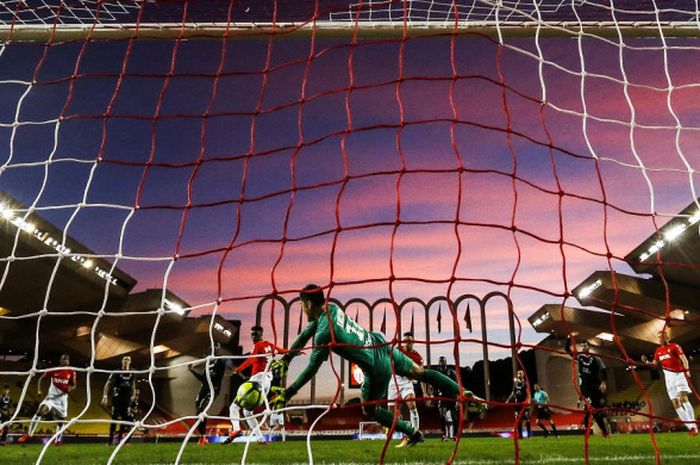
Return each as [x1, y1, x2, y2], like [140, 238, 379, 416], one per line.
[0, 191, 242, 422]
[528, 198, 700, 425]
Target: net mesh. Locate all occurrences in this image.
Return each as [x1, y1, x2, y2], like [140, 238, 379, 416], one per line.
[1, 1, 700, 464]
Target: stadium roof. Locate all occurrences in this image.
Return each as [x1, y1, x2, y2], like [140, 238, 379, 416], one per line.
[529, 197, 700, 357]
[0, 192, 241, 367]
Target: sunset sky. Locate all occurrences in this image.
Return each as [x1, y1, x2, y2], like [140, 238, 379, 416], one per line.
[2, 24, 700, 399]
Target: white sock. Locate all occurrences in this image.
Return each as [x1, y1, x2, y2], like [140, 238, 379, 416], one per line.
[244, 409, 261, 436]
[684, 401, 697, 429]
[281, 427, 286, 442]
[228, 403, 241, 431]
[448, 423, 454, 438]
[409, 409, 420, 431]
[676, 407, 692, 429]
[28, 415, 41, 437]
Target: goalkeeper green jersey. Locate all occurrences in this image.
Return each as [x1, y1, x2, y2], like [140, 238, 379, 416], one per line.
[286, 303, 414, 398]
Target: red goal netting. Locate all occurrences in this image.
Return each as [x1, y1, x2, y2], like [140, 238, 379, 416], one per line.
[1, 1, 700, 465]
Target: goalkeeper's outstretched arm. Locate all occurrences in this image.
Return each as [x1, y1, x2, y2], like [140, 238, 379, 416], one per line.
[285, 346, 329, 398]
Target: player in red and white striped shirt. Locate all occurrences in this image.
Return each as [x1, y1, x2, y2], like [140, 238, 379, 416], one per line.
[21, 354, 77, 444]
[643, 329, 697, 435]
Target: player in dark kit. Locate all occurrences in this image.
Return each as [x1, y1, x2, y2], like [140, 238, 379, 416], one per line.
[102, 356, 136, 445]
[435, 356, 459, 441]
[0, 384, 13, 445]
[567, 338, 609, 437]
[506, 370, 531, 439]
[189, 342, 230, 446]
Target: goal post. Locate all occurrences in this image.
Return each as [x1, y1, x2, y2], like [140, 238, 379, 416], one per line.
[2, 0, 700, 464]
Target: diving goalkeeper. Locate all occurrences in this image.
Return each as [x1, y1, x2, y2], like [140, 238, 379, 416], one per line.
[271, 284, 484, 446]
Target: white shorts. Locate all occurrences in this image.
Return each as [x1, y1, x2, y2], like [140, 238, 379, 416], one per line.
[664, 370, 691, 400]
[40, 392, 68, 418]
[269, 411, 285, 427]
[250, 371, 273, 401]
[387, 375, 415, 405]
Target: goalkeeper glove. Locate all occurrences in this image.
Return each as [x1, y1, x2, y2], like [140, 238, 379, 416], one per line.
[270, 358, 289, 378]
[270, 386, 289, 410]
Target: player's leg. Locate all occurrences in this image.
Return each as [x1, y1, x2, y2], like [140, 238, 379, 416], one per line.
[590, 390, 609, 437]
[514, 407, 523, 438]
[28, 403, 50, 437]
[195, 390, 209, 445]
[438, 404, 448, 440]
[536, 407, 550, 437]
[676, 377, 698, 433]
[361, 368, 415, 439]
[0, 412, 8, 444]
[108, 403, 119, 445]
[117, 403, 131, 443]
[404, 390, 419, 432]
[549, 417, 559, 437]
[524, 408, 532, 438]
[224, 401, 244, 443]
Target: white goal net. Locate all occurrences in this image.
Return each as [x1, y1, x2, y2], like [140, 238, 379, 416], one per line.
[2, 1, 700, 465]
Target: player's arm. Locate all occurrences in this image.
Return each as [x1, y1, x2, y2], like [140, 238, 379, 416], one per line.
[505, 385, 514, 404]
[234, 354, 256, 375]
[37, 372, 46, 397]
[596, 356, 608, 393]
[283, 321, 317, 362]
[67, 371, 77, 392]
[678, 346, 691, 375]
[285, 345, 330, 399]
[102, 375, 113, 407]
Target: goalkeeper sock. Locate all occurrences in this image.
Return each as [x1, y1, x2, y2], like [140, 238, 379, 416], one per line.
[409, 408, 420, 431]
[28, 414, 41, 436]
[422, 369, 460, 398]
[374, 407, 415, 437]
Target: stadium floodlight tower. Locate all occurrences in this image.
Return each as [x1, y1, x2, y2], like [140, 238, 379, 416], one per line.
[3, 1, 700, 464]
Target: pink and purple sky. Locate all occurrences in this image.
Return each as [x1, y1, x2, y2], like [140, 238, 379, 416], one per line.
[2, 31, 700, 393]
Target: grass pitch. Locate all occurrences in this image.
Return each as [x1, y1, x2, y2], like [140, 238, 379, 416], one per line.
[4, 433, 698, 465]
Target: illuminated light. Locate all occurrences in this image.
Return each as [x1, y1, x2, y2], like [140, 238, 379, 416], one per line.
[164, 298, 185, 315]
[688, 211, 700, 225]
[670, 309, 685, 321]
[596, 332, 615, 342]
[578, 279, 602, 300]
[2, 209, 13, 220]
[531, 312, 550, 328]
[82, 259, 94, 269]
[639, 252, 649, 262]
[153, 344, 170, 354]
[663, 224, 686, 242]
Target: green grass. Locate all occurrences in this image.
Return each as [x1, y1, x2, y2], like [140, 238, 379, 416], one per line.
[4, 433, 699, 465]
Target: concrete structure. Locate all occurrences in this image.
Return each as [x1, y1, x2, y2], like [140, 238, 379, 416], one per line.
[529, 198, 700, 425]
[0, 191, 242, 419]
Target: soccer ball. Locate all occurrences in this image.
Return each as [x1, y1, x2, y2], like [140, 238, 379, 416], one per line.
[235, 381, 263, 410]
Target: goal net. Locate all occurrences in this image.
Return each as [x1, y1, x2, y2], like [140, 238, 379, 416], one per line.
[1, 0, 700, 464]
